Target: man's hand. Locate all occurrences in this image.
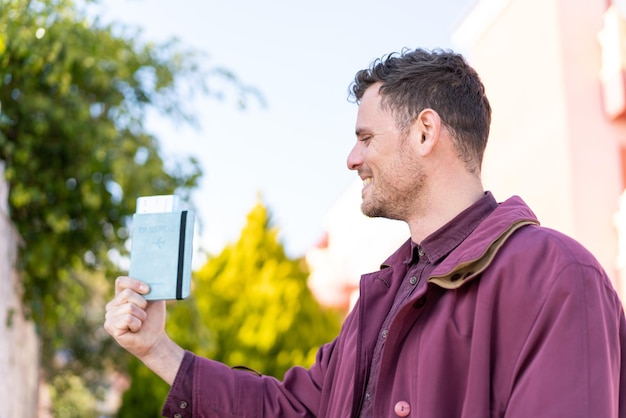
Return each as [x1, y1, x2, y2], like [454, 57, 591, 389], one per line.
[104, 276, 184, 385]
[104, 276, 165, 358]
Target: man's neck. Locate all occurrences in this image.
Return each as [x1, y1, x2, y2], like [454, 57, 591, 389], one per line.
[406, 181, 485, 244]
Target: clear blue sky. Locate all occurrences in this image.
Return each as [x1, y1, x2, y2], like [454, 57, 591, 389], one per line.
[96, 0, 475, 257]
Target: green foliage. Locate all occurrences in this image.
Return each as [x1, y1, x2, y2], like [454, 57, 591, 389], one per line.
[118, 199, 343, 417]
[116, 357, 170, 418]
[0, 0, 254, 415]
[0, 0, 266, 414]
[48, 370, 101, 418]
[1, 0, 200, 359]
[192, 200, 343, 376]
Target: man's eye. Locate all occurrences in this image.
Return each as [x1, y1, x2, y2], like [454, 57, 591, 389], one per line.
[360, 136, 371, 142]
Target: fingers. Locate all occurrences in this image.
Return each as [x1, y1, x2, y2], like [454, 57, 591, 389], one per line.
[104, 277, 168, 359]
[104, 305, 145, 335]
[115, 276, 150, 296]
[105, 295, 147, 323]
[109, 286, 148, 309]
[105, 277, 150, 337]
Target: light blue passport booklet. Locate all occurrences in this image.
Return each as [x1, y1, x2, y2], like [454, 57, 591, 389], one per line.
[128, 210, 194, 300]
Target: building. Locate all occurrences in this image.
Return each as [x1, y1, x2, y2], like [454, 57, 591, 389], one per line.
[307, 0, 626, 309]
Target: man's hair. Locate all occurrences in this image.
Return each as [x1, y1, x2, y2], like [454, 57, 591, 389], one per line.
[349, 48, 492, 174]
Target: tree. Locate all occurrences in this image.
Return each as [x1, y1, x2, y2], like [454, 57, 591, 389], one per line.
[117, 198, 343, 417]
[0, 0, 257, 415]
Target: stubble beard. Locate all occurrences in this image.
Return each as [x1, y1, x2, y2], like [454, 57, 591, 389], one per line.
[360, 172, 426, 222]
[361, 189, 398, 220]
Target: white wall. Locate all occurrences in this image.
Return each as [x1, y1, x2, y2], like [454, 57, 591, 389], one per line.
[457, 0, 624, 286]
[0, 162, 40, 418]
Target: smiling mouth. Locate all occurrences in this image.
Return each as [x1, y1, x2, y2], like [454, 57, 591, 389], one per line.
[363, 178, 372, 186]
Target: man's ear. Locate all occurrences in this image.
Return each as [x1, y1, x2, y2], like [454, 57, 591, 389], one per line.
[411, 108, 442, 156]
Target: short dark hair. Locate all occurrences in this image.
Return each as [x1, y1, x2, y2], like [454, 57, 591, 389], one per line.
[349, 48, 492, 173]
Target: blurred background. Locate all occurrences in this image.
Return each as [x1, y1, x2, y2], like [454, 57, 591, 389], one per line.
[1, 0, 625, 416]
[96, 0, 476, 259]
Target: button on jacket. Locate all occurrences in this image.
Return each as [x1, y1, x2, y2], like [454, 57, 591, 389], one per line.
[162, 194, 626, 418]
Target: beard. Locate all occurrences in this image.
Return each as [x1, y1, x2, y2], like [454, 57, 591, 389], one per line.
[360, 164, 427, 222]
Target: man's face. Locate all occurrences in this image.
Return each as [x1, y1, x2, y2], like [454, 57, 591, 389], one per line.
[347, 84, 426, 221]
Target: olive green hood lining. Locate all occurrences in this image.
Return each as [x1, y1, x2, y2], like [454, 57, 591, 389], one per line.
[428, 219, 538, 290]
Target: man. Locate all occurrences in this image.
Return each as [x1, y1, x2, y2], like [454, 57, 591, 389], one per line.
[105, 48, 626, 417]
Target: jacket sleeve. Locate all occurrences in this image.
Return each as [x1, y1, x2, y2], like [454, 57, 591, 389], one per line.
[162, 340, 336, 418]
[504, 262, 626, 418]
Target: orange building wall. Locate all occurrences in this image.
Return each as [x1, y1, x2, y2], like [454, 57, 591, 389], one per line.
[456, 0, 625, 293]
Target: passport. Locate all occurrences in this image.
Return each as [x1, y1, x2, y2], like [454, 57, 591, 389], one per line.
[128, 196, 194, 300]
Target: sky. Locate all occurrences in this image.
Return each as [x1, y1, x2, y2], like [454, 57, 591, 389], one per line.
[95, 0, 476, 258]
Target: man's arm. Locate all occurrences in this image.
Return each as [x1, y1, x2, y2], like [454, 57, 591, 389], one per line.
[104, 276, 184, 385]
[105, 276, 331, 417]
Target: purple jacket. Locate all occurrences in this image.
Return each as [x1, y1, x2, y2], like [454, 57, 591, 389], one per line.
[163, 196, 626, 417]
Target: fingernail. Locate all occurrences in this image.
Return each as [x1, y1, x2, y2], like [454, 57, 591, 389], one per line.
[139, 284, 149, 293]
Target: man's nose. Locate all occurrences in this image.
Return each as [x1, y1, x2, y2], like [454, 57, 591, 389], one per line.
[346, 143, 362, 171]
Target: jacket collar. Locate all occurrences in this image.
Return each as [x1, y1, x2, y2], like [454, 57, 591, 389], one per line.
[376, 195, 539, 290]
[429, 195, 538, 289]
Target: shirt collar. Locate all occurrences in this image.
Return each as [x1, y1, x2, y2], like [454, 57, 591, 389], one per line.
[408, 191, 498, 265]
